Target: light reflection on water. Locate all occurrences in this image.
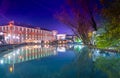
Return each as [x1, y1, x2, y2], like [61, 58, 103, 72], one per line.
[91, 49, 120, 61]
[0, 45, 56, 64]
[0, 44, 120, 78]
[0, 45, 74, 64]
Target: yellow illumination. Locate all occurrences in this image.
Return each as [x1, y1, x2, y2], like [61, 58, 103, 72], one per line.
[89, 52, 92, 58]
[9, 67, 13, 72]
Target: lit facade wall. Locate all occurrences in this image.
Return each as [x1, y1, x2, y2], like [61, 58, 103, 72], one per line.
[0, 24, 57, 44]
[57, 34, 66, 40]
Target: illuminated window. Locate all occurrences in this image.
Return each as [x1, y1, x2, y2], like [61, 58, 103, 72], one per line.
[19, 27, 22, 31]
[22, 27, 24, 31]
[1, 27, 3, 31]
[26, 28, 27, 32]
[27, 29, 29, 32]
[17, 27, 19, 31]
[4, 26, 6, 31]
[32, 29, 34, 32]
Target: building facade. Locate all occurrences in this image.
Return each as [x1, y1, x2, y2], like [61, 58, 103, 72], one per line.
[0, 21, 57, 44]
[57, 34, 66, 40]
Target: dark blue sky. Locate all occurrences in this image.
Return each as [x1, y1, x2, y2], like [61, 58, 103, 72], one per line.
[0, 0, 73, 34]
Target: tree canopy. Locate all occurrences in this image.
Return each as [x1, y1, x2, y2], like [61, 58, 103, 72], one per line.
[55, 0, 98, 45]
[95, 0, 120, 50]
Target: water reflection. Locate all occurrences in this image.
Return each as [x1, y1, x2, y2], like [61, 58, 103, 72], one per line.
[74, 45, 84, 52]
[91, 49, 120, 78]
[0, 45, 76, 65]
[91, 49, 120, 61]
[0, 44, 120, 78]
[0, 45, 57, 64]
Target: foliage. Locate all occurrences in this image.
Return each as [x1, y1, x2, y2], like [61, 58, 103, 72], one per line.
[75, 37, 81, 42]
[55, 0, 97, 45]
[100, 0, 120, 21]
[95, 0, 120, 50]
[95, 23, 120, 49]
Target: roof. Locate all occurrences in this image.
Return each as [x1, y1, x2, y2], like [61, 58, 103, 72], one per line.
[0, 22, 53, 32]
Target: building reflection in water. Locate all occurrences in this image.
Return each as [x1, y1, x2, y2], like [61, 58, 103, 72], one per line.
[74, 45, 84, 52]
[91, 49, 120, 61]
[0, 45, 57, 65]
[0, 45, 119, 64]
[57, 45, 66, 52]
[0, 44, 74, 73]
[57, 44, 75, 52]
[0, 44, 119, 74]
[9, 64, 14, 73]
[73, 45, 120, 62]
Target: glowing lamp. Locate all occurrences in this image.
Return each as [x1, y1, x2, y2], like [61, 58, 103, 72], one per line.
[0, 32, 3, 35]
[9, 67, 13, 72]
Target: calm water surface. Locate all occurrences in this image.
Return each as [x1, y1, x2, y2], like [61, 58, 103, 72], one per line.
[0, 44, 120, 78]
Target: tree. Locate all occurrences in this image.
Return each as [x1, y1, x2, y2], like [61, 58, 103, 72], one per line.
[55, 0, 98, 45]
[100, 0, 120, 21]
[95, 0, 120, 50]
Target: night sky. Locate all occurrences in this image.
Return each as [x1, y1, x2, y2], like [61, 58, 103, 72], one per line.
[0, 0, 73, 34]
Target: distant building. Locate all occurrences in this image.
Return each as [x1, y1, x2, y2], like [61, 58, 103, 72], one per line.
[0, 21, 57, 44]
[57, 34, 66, 40]
[56, 34, 67, 44]
[56, 34, 76, 44]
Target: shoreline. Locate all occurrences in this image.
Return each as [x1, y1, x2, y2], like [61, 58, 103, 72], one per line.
[0, 43, 119, 54]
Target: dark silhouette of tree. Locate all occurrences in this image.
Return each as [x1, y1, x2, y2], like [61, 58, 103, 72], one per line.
[55, 0, 97, 45]
[100, 0, 120, 22]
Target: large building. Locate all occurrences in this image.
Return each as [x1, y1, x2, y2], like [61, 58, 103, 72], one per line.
[56, 34, 75, 44]
[57, 34, 66, 40]
[0, 21, 57, 44]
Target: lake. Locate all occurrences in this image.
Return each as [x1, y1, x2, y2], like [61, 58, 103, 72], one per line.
[0, 44, 120, 78]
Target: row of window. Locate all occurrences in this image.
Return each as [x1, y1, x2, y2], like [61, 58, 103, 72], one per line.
[0, 26, 53, 35]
